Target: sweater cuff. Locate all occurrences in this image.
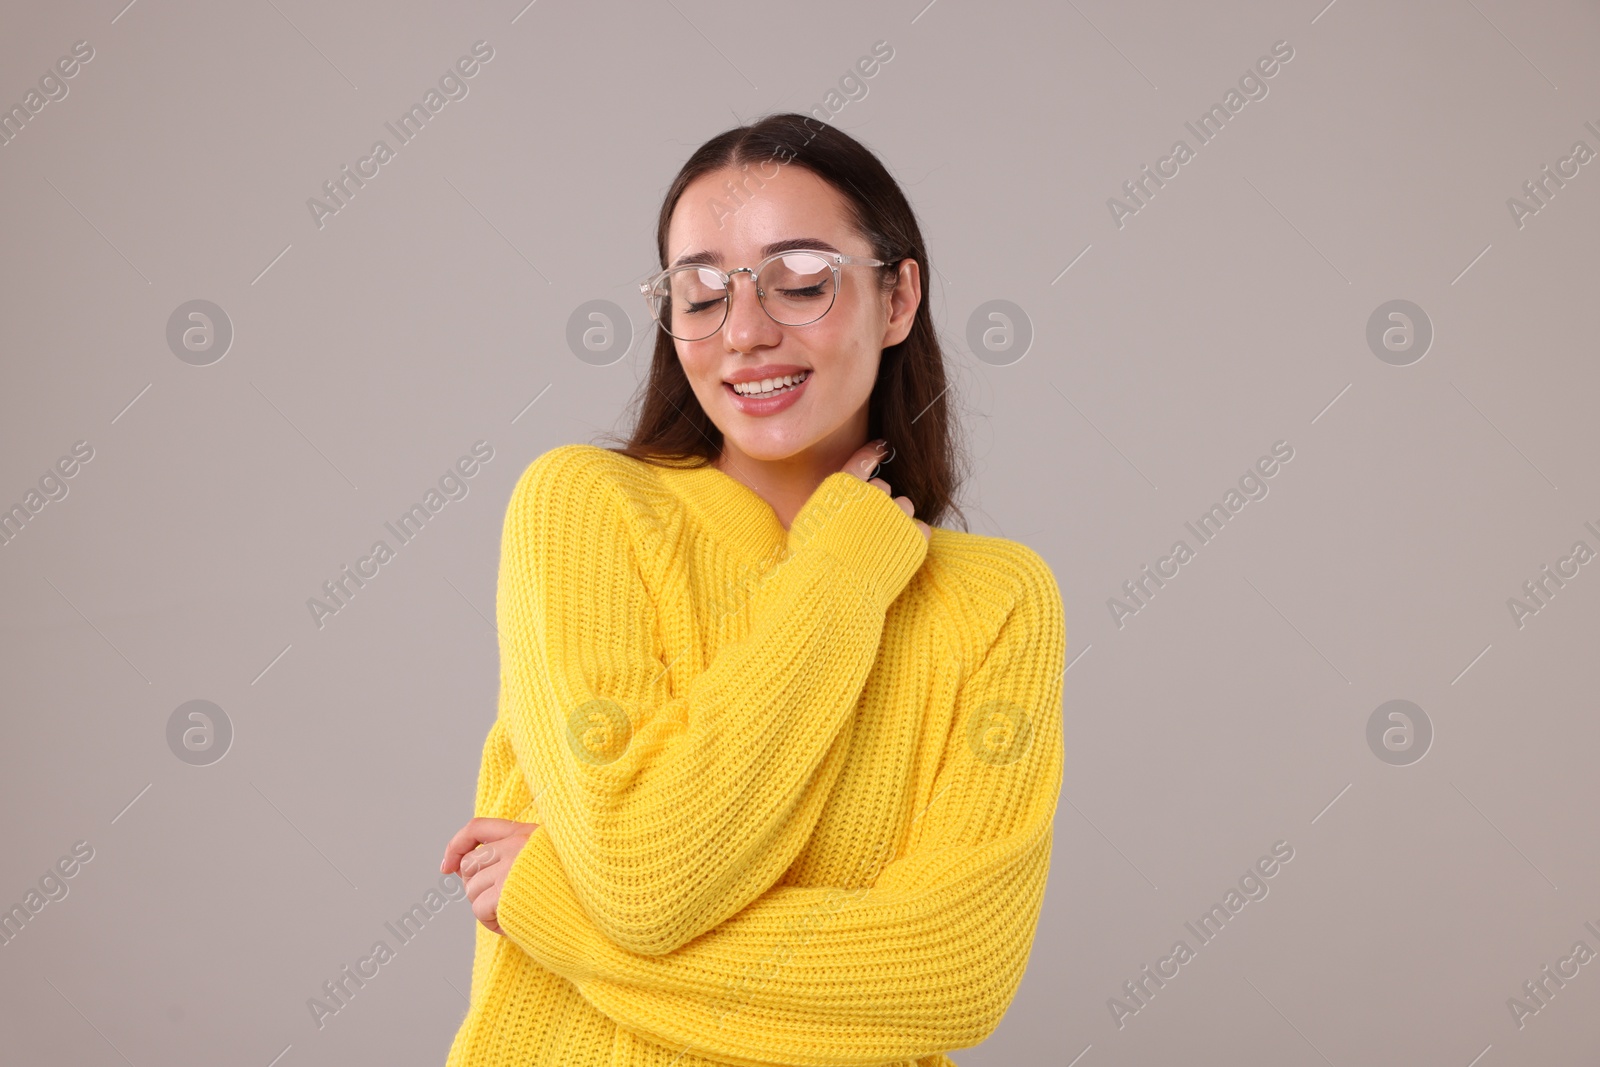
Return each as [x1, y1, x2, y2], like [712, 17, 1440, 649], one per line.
[494, 826, 591, 978]
[785, 471, 929, 611]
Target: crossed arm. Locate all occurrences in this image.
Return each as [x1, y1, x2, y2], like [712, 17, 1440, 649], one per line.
[444, 446, 1065, 1065]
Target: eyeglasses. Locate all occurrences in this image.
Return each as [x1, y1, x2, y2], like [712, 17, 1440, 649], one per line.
[640, 249, 889, 342]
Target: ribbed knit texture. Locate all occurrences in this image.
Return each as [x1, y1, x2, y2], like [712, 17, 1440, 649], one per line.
[444, 443, 1067, 1067]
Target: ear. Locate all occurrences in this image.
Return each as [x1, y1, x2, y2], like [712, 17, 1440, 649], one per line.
[880, 258, 921, 348]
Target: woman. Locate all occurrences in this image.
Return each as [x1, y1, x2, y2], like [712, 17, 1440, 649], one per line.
[440, 113, 1066, 1067]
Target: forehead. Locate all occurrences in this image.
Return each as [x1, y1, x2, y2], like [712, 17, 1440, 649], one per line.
[665, 163, 859, 268]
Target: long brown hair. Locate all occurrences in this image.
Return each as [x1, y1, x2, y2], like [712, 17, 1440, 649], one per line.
[596, 112, 968, 531]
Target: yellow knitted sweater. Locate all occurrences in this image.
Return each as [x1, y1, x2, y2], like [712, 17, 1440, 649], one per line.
[445, 443, 1066, 1067]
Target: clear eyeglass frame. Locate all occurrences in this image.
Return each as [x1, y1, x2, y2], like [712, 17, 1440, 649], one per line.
[640, 249, 890, 341]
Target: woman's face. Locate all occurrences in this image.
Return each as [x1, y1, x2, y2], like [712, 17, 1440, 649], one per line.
[662, 164, 920, 468]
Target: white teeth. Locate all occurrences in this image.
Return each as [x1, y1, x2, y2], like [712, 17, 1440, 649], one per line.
[731, 371, 808, 397]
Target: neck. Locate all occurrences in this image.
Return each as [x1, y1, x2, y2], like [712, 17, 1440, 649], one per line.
[715, 437, 865, 530]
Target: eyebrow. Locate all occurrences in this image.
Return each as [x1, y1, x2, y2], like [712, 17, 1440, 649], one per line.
[669, 237, 843, 269]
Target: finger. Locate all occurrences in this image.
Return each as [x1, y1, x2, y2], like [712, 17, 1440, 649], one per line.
[866, 477, 891, 495]
[893, 495, 914, 519]
[460, 842, 499, 878]
[471, 890, 500, 929]
[464, 864, 499, 904]
[442, 817, 521, 873]
[915, 519, 931, 540]
[847, 440, 890, 479]
[863, 443, 897, 481]
[444, 819, 539, 874]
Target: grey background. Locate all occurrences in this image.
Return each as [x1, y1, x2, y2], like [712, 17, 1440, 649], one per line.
[3, 0, 1598, 1064]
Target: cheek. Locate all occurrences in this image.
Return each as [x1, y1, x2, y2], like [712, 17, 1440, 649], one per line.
[818, 321, 880, 387]
[837, 293, 888, 353]
[678, 347, 717, 390]
[806, 355, 875, 420]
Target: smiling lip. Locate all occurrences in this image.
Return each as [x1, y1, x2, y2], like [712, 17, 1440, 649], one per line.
[724, 369, 810, 415]
[723, 364, 811, 385]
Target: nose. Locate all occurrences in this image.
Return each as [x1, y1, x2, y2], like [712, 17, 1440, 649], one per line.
[721, 269, 779, 351]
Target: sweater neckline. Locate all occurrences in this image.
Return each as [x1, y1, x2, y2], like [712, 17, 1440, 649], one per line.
[654, 459, 789, 566]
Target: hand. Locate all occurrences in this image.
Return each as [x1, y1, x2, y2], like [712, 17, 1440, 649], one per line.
[441, 817, 540, 936]
[845, 439, 931, 540]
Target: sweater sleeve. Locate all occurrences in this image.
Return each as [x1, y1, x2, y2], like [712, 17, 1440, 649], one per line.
[493, 445, 930, 958]
[494, 543, 1067, 1067]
